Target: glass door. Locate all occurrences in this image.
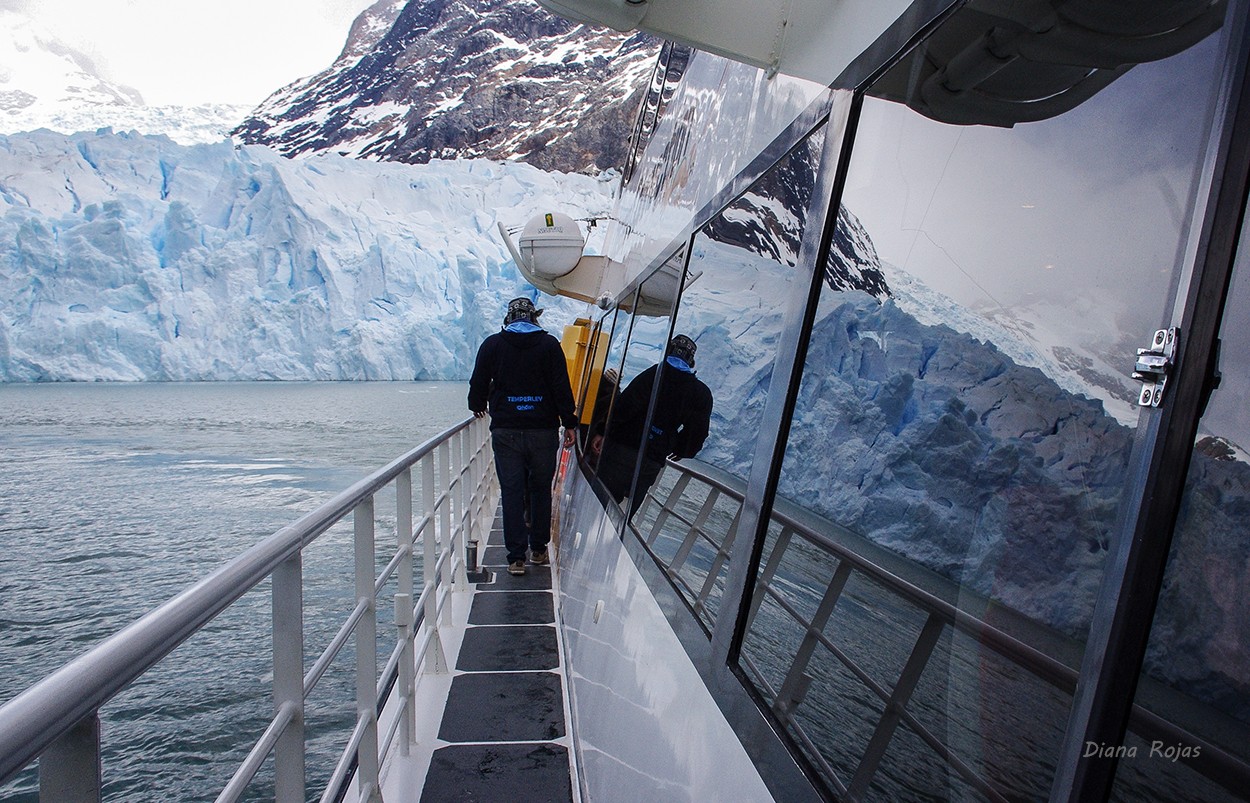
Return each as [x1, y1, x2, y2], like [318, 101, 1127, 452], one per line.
[1109, 211, 1250, 803]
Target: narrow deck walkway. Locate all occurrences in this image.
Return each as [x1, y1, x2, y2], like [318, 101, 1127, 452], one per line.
[416, 515, 575, 803]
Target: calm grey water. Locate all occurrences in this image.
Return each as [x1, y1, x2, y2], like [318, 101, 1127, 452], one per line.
[0, 381, 468, 801]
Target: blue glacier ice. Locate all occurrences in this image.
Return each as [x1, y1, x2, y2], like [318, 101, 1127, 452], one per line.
[0, 128, 610, 381]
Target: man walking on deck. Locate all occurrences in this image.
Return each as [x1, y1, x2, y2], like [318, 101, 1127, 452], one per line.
[468, 297, 577, 576]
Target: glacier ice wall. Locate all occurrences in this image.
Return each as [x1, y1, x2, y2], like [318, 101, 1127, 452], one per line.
[0, 129, 610, 381]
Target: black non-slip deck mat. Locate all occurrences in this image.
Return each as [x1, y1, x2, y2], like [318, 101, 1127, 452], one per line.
[456, 624, 558, 672]
[437, 671, 565, 743]
[468, 591, 554, 625]
[420, 743, 572, 803]
[475, 563, 553, 591]
[482, 544, 508, 567]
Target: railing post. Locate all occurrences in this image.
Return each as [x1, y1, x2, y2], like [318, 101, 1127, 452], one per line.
[481, 419, 499, 523]
[396, 468, 416, 749]
[39, 713, 100, 802]
[422, 456, 447, 674]
[669, 487, 721, 574]
[394, 594, 414, 756]
[773, 561, 852, 721]
[470, 419, 491, 548]
[272, 553, 305, 803]
[464, 427, 480, 565]
[696, 503, 744, 621]
[354, 499, 381, 802]
[446, 433, 460, 575]
[646, 471, 691, 546]
[745, 524, 792, 633]
[454, 430, 471, 591]
[437, 442, 454, 623]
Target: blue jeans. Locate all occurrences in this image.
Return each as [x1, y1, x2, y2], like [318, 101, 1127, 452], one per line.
[491, 428, 558, 563]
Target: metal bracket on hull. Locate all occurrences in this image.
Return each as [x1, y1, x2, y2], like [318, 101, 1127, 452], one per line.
[1133, 327, 1179, 407]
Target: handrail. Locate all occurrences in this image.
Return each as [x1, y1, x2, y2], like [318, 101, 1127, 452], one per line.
[215, 701, 300, 803]
[632, 457, 1250, 800]
[0, 415, 496, 801]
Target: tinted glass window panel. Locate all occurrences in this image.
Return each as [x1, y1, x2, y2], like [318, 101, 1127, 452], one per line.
[586, 294, 637, 480]
[610, 50, 831, 289]
[573, 313, 617, 451]
[592, 265, 681, 516]
[628, 126, 828, 630]
[751, 19, 1235, 801]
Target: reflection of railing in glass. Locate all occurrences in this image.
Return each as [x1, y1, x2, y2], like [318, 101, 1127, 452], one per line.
[628, 459, 1250, 801]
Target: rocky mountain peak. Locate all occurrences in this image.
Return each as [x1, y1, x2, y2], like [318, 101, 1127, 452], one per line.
[336, 0, 410, 64]
[234, 0, 659, 174]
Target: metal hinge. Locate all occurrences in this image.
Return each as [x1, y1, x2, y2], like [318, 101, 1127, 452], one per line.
[1133, 328, 1178, 407]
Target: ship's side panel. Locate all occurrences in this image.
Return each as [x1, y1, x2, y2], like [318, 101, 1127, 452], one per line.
[555, 465, 775, 802]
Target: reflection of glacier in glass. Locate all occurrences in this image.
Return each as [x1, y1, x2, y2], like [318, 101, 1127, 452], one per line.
[690, 228, 1131, 630]
[660, 80, 1248, 725]
[687, 214, 1249, 728]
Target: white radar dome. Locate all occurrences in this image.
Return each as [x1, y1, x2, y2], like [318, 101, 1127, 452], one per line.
[519, 212, 585, 280]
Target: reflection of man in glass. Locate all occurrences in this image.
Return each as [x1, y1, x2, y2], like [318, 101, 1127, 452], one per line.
[593, 335, 713, 518]
[468, 297, 577, 576]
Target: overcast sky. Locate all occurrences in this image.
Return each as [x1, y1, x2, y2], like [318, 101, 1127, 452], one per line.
[12, 0, 378, 105]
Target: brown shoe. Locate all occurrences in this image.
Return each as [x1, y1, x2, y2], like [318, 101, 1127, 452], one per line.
[508, 561, 526, 576]
[530, 549, 549, 566]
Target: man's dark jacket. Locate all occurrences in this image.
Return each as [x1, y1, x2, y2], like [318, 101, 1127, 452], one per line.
[468, 328, 577, 431]
[607, 363, 712, 461]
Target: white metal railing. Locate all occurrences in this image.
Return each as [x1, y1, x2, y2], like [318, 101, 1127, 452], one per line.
[0, 415, 498, 803]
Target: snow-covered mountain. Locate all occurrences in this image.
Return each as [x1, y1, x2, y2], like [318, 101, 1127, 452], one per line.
[0, 128, 610, 381]
[233, 0, 658, 173]
[0, 9, 248, 145]
[2, 0, 658, 166]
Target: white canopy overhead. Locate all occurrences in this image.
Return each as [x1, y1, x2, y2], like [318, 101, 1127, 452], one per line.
[536, 0, 912, 85]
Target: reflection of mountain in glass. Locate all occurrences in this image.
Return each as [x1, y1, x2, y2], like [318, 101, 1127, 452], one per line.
[703, 137, 889, 298]
[699, 289, 1130, 627]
